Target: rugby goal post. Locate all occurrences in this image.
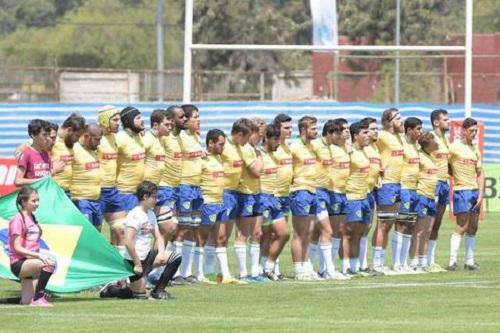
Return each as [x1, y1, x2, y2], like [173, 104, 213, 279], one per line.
[182, 0, 474, 117]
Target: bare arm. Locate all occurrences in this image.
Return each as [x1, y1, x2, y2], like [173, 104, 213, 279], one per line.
[124, 227, 142, 274]
[152, 227, 167, 266]
[14, 167, 38, 187]
[473, 169, 485, 210]
[248, 155, 263, 178]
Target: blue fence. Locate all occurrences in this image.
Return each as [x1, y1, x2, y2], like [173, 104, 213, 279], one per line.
[1, 102, 499, 163]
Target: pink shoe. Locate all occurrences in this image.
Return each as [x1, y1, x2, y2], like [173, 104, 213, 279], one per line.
[30, 295, 53, 307]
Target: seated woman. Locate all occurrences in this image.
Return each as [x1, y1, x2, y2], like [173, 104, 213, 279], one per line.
[8, 186, 56, 306]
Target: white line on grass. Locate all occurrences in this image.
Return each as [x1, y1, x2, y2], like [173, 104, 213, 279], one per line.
[313, 280, 496, 291]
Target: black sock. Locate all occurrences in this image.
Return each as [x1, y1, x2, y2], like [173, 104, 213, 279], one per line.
[155, 255, 181, 291]
[34, 270, 53, 300]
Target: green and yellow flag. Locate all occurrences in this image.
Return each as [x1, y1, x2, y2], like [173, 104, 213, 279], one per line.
[0, 177, 132, 292]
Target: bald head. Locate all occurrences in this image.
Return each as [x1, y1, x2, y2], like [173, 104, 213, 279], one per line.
[83, 123, 103, 151]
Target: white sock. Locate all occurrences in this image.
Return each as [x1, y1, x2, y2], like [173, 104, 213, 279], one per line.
[234, 243, 248, 278]
[418, 255, 428, 268]
[204, 245, 216, 275]
[216, 247, 231, 278]
[319, 243, 334, 273]
[194, 247, 204, 278]
[303, 261, 314, 273]
[180, 240, 195, 277]
[264, 259, 275, 273]
[331, 237, 341, 266]
[259, 256, 268, 275]
[464, 235, 476, 265]
[358, 236, 368, 270]
[249, 243, 260, 277]
[349, 258, 358, 273]
[391, 231, 403, 268]
[427, 240, 437, 266]
[294, 262, 304, 276]
[449, 233, 461, 266]
[115, 245, 127, 258]
[409, 257, 418, 268]
[308, 243, 319, 269]
[380, 248, 386, 267]
[174, 241, 183, 255]
[274, 257, 281, 275]
[400, 234, 412, 267]
[342, 258, 349, 274]
[373, 246, 382, 268]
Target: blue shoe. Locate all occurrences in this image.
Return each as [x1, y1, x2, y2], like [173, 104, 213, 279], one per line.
[248, 275, 271, 283]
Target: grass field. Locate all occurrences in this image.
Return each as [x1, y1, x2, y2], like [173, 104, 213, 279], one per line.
[1, 213, 499, 333]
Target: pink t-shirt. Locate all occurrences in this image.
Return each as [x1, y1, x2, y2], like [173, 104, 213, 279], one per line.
[8, 212, 41, 264]
[17, 146, 52, 179]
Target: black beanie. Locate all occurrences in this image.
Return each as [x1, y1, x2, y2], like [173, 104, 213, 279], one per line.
[120, 106, 141, 133]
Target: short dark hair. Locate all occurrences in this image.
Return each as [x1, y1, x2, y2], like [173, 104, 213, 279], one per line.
[231, 118, 253, 136]
[462, 117, 477, 130]
[150, 109, 166, 126]
[265, 124, 281, 140]
[165, 105, 181, 120]
[298, 116, 317, 133]
[206, 128, 226, 146]
[62, 113, 86, 132]
[273, 113, 292, 127]
[381, 108, 399, 126]
[49, 122, 59, 132]
[360, 117, 377, 126]
[418, 132, 435, 149]
[350, 121, 369, 140]
[182, 104, 199, 119]
[331, 118, 348, 134]
[430, 109, 448, 127]
[28, 119, 51, 138]
[322, 120, 336, 136]
[136, 181, 158, 201]
[404, 117, 423, 133]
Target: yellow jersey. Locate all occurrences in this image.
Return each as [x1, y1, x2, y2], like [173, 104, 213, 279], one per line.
[70, 142, 102, 200]
[200, 154, 225, 204]
[221, 138, 244, 191]
[364, 143, 381, 192]
[431, 130, 450, 182]
[116, 130, 145, 193]
[311, 138, 334, 191]
[179, 130, 203, 186]
[160, 134, 183, 188]
[290, 138, 317, 193]
[260, 148, 278, 195]
[417, 149, 438, 199]
[51, 135, 74, 190]
[237, 143, 260, 194]
[449, 140, 482, 191]
[331, 143, 350, 194]
[274, 142, 293, 197]
[143, 130, 166, 184]
[376, 130, 404, 184]
[345, 146, 370, 200]
[98, 133, 118, 188]
[400, 136, 420, 190]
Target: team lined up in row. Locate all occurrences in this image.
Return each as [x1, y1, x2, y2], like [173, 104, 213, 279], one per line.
[14, 105, 484, 286]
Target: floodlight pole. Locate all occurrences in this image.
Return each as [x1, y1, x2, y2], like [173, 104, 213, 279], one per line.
[183, 0, 194, 103]
[395, 0, 401, 105]
[156, 0, 164, 102]
[465, 0, 473, 117]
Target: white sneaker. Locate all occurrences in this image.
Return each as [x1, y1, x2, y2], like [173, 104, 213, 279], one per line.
[306, 270, 323, 281]
[324, 270, 351, 280]
[295, 272, 314, 281]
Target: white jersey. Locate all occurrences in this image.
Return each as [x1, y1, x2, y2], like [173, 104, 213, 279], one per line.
[124, 206, 157, 261]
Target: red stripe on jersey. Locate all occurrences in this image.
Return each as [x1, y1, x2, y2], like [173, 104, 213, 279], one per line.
[85, 161, 100, 170]
[131, 153, 145, 161]
[101, 153, 117, 160]
[155, 155, 166, 161]
[391, 150, 404, 157]
[280, 158, 292, 165]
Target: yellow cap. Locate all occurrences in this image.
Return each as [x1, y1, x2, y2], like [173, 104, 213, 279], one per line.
[98, 105, 120, 128]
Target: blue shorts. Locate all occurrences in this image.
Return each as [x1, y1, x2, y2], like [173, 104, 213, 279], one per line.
[376, 183, 401, 206]
[201, 203, 228, 226]
[222, 190, 239, 221]
[453, 190, 480, 216]
[177, 184, 203, 214]
[157, 186, 178, 210]
[276, 196, 291, 216]
[399, 189, 418, 214]
[99, 187, 124, 214]
[316, 188, 335, 216]
[290, 190, 318, 217]
[331, 192, 348, 215]
[259, 193, 284, 222]
[416, 194, 437, 218]
[435, 181, 450, 206]
[237, 193, 261, 218]
[119, 192, 139, 213]
[368, 190, 377, 210]
[75, 199, 103, 227]
[346, 198, 372, 224]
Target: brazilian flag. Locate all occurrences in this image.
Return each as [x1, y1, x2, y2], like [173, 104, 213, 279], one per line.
[0, 177, 132, 292]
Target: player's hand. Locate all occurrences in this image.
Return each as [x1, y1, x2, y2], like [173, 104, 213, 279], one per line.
[201, 150, 208, 158]
[379, 168, 385, 177]
[153, 253, 167, 266]
[133, 263, 143, 275]
[472, 195, 483, 211]
[52, 160, 66, 174]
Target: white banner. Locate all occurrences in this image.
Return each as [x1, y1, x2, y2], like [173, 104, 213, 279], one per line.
[310, 0, 338, 46]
